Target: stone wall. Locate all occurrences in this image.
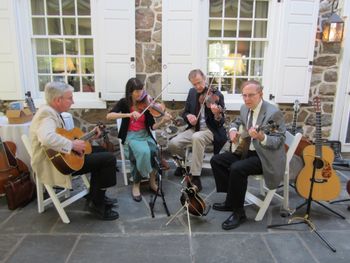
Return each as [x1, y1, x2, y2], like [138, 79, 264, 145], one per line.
[0, 0, 343, 144]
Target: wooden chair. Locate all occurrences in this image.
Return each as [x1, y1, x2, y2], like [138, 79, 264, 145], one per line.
[21, 112, 90, 224]
[245, 131, 302, 221]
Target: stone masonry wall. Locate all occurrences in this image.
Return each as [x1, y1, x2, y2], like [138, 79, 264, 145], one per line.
[0, 0, 343, 144]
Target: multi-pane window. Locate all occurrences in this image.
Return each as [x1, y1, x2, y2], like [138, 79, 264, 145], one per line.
[208, 0, 269, 94]
[30, 0, 95, 92]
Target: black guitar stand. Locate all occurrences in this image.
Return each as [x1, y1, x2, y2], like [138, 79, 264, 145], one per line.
[268, 157, 337, 252]
[149, 145, 170, 218]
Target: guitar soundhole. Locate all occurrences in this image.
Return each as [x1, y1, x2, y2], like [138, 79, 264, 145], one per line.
[313, 158, 324, 169]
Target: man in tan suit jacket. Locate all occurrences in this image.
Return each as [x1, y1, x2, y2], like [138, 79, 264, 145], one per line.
[30, 82, 118, 220]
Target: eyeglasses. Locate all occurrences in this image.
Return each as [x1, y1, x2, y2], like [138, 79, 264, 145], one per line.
[241, 93, 259, 99]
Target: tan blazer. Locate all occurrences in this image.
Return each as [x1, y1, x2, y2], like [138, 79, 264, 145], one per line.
[30, 105, 73, 189]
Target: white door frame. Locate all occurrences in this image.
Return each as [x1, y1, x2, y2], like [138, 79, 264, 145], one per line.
[330, 0, 350, 151]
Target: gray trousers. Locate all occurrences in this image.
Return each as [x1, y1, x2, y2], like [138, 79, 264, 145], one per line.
[168, 128, 213, 176]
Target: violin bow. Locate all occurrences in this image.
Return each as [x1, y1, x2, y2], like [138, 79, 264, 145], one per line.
[195, 71, 219, 121]
[135, 82, 171, 121]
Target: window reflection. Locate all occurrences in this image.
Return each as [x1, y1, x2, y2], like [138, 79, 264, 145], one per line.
[207, 0, 268, 94]
[31, 0, 94, 94]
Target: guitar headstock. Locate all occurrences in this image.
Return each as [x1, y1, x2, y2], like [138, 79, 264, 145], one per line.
[313, 96, 321, 113]
[293, 99, 300, 112]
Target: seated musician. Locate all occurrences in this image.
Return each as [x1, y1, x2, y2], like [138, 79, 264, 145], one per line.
[168, 69, 227, 191]
[30, 82, 119, 221]
[210, 80, 286, 230]
[106, 78, 171, 202]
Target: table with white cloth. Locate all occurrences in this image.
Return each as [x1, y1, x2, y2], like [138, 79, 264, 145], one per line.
[0, 116, 31, 167]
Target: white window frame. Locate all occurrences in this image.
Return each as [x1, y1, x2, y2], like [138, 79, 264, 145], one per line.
[12, 0, 106, 109]
[199, 0, 277, 110]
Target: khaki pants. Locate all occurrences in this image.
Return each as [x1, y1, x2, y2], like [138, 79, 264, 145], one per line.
[168, 128, 213, 176]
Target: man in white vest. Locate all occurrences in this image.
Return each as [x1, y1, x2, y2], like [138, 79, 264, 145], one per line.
[30, 82, 119, 220]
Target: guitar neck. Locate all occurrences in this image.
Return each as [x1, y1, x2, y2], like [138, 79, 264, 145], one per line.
[80, 130, 97, 141]
[291, 112, 297, 135]
[315, 111, 323, 158]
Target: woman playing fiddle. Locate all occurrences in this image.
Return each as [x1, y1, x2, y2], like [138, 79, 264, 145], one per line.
[106, 78, 171, 202]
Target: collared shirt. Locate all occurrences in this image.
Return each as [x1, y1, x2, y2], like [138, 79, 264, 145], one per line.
[248, 99, 267, 150]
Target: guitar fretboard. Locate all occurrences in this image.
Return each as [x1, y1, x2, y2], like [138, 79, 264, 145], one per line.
[80, 130, 97, 141]
[315, 111, 323, 158]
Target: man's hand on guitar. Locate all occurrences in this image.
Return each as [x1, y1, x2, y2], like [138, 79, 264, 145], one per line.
[92, 126, 102, 140]
[248, 126, 265, 141]
[229, 130, 239, 144]
[72, 140, 86, 155]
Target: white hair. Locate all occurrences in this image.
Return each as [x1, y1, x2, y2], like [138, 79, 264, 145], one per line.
[44, 82, 74, 104]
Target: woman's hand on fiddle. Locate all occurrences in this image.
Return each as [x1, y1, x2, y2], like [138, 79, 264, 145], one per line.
[187, 114, 197, 126]
[130, 111, 141, 120]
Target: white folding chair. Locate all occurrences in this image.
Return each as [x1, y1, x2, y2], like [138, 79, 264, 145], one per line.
[21, 114, 90, 224]
[116, 118, 157, 185]
[245, 131, 302, 221]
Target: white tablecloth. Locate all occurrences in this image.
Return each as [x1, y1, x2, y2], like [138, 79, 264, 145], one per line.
[0, 116, 31, 167]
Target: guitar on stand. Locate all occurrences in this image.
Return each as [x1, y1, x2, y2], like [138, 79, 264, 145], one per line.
[295, 97, 341, 201]
[269, 97, 343, 253]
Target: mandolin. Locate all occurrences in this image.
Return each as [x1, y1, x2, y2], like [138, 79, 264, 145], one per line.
[295, 97, 341, 201]
[46, 124, 104, 175]
[290, 99, 312, 157]
[173, 155, 209, 216]
[180, 175, 208, 216]
[0, 138, 29, 194]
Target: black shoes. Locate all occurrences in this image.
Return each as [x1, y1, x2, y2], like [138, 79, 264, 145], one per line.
[87, 202, 119, 221]
[85, 194, 118, 206]
[213, 202, 233, 212]
[222, 210, 247, 230]
[189, 176, 202, 192]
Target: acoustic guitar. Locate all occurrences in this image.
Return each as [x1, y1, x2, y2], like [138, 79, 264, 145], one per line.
[290, 99, 312, 157]
[46, 124, 103, 175]
[295, 97, 341, 201]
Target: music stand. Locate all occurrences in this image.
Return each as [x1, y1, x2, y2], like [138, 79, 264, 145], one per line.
[149, 145, 170, 218]
[268, 156, 337, 252]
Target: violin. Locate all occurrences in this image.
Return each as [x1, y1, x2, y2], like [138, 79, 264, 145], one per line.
[198, 87, 224, 113]
[136, 90, 166, 118]
[0, 138, 29, 194]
